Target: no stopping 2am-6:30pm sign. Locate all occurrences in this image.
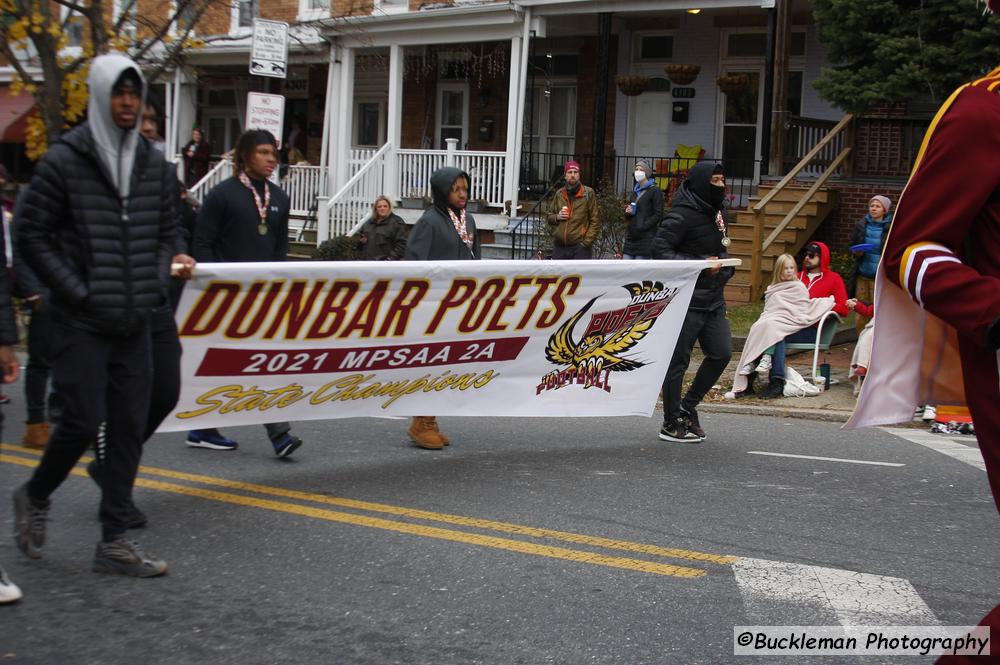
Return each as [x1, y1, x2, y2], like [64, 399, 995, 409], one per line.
[159, 259, 714, 432]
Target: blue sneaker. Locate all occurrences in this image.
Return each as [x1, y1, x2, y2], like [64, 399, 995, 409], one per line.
[186, 430, 239, 451]
[271, 433, 302, 458]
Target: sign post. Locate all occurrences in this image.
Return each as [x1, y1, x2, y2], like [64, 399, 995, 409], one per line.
[250, 19, 289, 79]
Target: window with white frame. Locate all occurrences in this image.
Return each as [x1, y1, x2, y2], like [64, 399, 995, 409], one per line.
[373, 0, 407, 12]
[62, 5, 86, 48]
[113, 0, 138, 41]
[238, 0, 259, 29]
[299, 0, 329, 20]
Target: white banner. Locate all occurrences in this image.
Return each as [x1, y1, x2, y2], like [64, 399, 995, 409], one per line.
[159, 260, 712, 432]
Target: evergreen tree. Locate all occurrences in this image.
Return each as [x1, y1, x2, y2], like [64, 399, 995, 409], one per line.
[812, 0, 1000, 113]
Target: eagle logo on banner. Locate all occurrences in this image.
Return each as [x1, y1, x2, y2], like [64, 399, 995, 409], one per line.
[544, 281, 677, 378]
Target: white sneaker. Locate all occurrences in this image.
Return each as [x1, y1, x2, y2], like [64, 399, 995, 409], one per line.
[922, 405, 937, 422]
[738, 362, 755, 376]
[756, 354, 773, 375]
[0, 566, 22, 604]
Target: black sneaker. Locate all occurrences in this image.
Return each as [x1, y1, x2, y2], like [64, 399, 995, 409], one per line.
[85, 461, 148, 529]
[12, 483, 49, 559]
[92, 538, 167, 577]
[681, 407, 707, 441]
[659, 418, 702, 444]
[271, 433, 302, 458]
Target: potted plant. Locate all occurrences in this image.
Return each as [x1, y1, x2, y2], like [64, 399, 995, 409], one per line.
[615, 74, 649, 96]
[466, 198, 488, 213]
[401, 189, 429, 209]
[716, 73, 751, 96]
[663, 64, 700, 85]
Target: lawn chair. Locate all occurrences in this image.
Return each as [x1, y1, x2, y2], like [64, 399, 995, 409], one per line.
[785, 311, 842, 382]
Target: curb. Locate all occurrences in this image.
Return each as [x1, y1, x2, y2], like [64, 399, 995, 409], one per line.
[698, 402, 853, 423]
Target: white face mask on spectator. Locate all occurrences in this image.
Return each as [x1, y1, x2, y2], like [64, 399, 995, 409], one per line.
[634, 170, 646, 183]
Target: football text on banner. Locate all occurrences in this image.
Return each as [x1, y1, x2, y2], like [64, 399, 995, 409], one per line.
[159, 260, 714, 431]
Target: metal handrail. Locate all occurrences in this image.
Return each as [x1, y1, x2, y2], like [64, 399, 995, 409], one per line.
[748, 114, 855, 300]
[509, 177, 563, 259]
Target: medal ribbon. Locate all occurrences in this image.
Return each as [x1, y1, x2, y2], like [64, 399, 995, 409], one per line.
[238, 171, 271, 229]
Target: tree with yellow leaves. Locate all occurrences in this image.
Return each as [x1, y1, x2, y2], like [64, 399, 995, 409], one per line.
[0, 0, 215, 159]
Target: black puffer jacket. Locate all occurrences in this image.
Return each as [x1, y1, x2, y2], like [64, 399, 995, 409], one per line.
[17, 124, 176, 335]
[623, 181, 664, 257]
[652, 161, 734, 311]
[404, 167, 481, 261]
[0, 214, 18, 346]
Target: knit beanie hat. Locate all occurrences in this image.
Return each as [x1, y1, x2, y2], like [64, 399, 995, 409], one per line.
[563, 160, 581, 173]
[634, 159, 650, 173]
[869, 195, 892, 214]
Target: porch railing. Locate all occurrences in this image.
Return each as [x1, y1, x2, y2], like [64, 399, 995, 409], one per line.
[519, 152, 760, 210]
[281, 165, 329, 217]
[398, 145, 506, 207]
[316, 142, 392, 244]
[188, 158, 233, 204]
[783, 116, 845, 177]
[750, 113, 855, 300]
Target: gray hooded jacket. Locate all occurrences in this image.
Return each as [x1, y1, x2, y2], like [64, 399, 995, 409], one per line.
[17, 55, 176, 335]
[88, 54, 145, 200]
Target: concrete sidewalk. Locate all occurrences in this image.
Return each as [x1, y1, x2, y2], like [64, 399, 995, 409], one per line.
[683, 336, 864, 424]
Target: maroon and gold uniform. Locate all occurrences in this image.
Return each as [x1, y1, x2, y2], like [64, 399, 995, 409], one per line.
[849, 63, 1000, 658]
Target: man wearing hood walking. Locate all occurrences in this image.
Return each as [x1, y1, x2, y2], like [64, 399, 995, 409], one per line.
[404, 166, 480, 449]
[653, 161, 734, 443]
[14, 54, 175, 577]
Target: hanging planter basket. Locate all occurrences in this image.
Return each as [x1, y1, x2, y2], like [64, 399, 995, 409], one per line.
[615, 75, 650, 96]
[716, 73, 751, 96]
[663, 64, 700, 85]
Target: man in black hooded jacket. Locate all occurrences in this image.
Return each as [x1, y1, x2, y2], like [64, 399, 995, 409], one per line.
[14, 54, 173, 577]
[653, 161, 734, 443]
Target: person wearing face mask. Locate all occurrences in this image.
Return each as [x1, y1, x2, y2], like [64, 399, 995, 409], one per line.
[652, 161, 734, 443]
[622, 160, 664, 260]
[545, 160, 600, 259]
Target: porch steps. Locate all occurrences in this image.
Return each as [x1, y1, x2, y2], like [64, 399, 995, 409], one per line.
[724, 184, 838, 305]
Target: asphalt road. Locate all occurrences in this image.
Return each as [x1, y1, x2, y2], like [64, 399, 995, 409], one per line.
[1, 403, 996, 665]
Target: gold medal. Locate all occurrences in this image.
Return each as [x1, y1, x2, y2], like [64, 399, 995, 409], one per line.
[721, 236, 731, 247]
[258, 223, 268, 236]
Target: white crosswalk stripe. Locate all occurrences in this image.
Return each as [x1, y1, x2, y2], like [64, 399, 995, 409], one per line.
[733, 557, 939, 626]
[882, 427, 984, 471]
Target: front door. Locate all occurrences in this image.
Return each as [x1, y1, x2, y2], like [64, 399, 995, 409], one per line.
[719, 69, 762, 181]
[629, 91, 671, 157]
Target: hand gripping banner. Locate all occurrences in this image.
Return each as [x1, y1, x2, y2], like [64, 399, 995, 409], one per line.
[159, 259, 723, 431]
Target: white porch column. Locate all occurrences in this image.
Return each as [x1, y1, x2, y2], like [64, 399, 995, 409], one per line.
[445, 138, 458, 166]
[334, 46, 356, 193]
[325, 44, 344, 196]
[503, 33, 523, 220]
[385, 44, 404, 202]
[319, 43, 337, 196]
[508, 8, 532, 224]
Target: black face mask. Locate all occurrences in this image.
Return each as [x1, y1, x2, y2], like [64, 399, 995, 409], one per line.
[708, 184, 726, 209]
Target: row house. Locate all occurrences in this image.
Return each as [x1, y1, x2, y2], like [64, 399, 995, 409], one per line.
[1, 0, 930, 302]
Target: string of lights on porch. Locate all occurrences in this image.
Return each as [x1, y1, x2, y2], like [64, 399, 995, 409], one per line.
[355, 44, 509, 88]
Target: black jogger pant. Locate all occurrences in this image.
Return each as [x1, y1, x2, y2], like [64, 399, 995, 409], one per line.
[660, 306, 732, 423]
[26, 321, 152, 542]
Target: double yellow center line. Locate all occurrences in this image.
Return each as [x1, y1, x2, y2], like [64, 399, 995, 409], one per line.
[1, 443, 738, 578]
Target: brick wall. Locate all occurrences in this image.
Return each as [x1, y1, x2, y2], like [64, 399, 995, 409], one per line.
[332, 0, 374, 17]
[811, 181, 905, 253]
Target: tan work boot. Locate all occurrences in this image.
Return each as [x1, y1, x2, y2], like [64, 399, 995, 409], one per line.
[408, 416, 444, 450]
[428, 417, 450, 446]
[21, 422, 51, 450]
